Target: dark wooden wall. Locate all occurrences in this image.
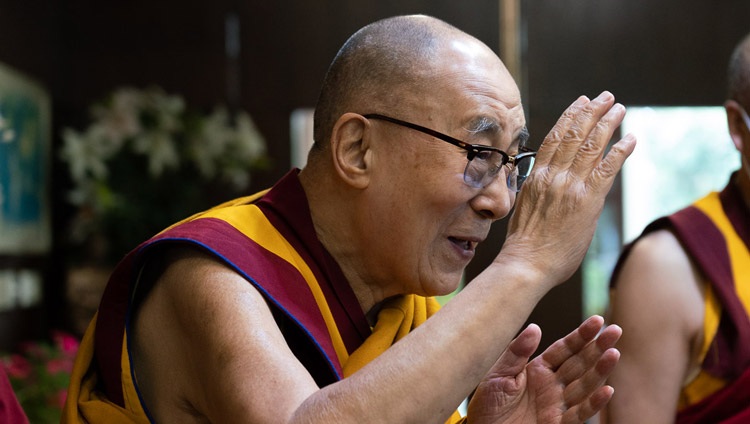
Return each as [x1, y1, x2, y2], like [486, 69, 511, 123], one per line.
[1, 0, 749, 354]
[0, 0, 500, 348]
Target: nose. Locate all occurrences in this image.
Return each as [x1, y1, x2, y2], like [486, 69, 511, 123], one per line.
[468, 168, 515, 220]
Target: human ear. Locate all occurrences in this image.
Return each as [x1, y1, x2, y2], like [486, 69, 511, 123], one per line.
[725, 100, 745, 152]
[330, 113, 371, 189]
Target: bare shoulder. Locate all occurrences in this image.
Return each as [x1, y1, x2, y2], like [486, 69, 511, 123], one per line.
[611, 228, 705, 329]
[138, 246, 265, 316]
[610, 227, 708, 362]
[615, 230, 704, 310]
[624, 228, 695, 273]
[604, 229, 708, 422]
[131, 245, 318, 423]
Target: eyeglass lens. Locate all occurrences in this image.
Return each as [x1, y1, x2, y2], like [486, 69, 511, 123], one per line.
[507, 155, 535, 192]
[464, 152, 535, 192]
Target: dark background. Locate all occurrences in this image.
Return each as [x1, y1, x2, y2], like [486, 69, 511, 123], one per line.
[0, 0, 748, 353]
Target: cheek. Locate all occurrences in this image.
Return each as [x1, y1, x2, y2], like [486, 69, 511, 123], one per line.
[410, 146, 465, 184]
[364, 179, 462, 263]
[377, 148, 465, 209]
[368, 145, 472, 239]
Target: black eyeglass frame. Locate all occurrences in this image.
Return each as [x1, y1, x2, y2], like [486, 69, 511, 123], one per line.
[363, 113, 536, 187]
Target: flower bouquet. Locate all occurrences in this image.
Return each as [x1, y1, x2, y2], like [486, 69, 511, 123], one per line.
[59, 86, 268, 265]
[1, 331, 80, 424]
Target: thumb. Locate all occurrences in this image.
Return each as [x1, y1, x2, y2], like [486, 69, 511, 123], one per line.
[489, 324, 542, 377]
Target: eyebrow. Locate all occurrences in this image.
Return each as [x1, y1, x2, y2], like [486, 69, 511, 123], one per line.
[466, 117, 530, 148]
[465, 116, 500, 136]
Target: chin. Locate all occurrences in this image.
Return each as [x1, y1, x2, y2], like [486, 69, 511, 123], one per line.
[425, 276, 463, 297]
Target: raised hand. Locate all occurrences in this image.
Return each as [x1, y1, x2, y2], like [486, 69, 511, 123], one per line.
[501, 92, 636, 286]
[466, 316, 621, 424]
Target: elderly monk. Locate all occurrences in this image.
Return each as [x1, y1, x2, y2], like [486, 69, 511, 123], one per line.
[63, 14, 635, 423]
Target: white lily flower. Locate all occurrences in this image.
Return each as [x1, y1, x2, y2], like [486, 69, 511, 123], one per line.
[60, 128, 109, 183]
[59, 85, 267, 263]
[132, 131, 180, 177]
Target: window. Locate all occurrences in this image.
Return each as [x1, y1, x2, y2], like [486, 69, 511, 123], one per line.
[583, 106, 740, 317]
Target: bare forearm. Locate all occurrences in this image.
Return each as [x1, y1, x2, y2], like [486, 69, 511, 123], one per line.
[292, 258, 549, 423]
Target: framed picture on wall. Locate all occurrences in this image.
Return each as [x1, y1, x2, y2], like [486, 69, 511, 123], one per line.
[0, 62, 52, 255]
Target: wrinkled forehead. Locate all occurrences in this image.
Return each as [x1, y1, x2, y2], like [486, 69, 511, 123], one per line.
[401, 36, 525, 134]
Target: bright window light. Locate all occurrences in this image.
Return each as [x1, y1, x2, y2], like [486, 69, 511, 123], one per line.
[583, 106, 740, 317]
[621, 106, 739, 243]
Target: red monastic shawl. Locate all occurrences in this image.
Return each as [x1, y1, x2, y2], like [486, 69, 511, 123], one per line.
[63, 170, 462, 423]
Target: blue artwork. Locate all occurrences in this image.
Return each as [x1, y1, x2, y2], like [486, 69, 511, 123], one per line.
[0, 63, 51, 254]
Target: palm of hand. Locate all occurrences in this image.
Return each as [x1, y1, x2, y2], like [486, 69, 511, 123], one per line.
[467, 357, 577, 424]
[465, 317, 620, 424]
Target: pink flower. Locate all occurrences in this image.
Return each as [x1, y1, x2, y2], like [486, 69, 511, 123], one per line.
[52, 331, 80, 356]
[3, 354, 31, 379]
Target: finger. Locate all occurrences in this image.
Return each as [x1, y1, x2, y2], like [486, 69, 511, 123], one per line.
[562, 347, 621, 411]
[486, 324, 542, 378]
[539, 315, 605, 370]
[546, 91, 617, 170]
[568, 102, 627, 177]
[588, 132, 637, 194]
[533, 95, 590, 167]
[595, 324, 623, 352]
[554, 324, 622, 383]
[562, 385, 615, 424]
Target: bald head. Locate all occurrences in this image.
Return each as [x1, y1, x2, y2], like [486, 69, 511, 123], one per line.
[312, 15, 497, 150]
[728, 32, 750, 109]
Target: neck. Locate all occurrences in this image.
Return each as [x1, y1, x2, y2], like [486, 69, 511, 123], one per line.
[298, 164, 383, 316]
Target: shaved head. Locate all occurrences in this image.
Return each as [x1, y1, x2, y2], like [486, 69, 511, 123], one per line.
[312, 15, 479, 150]
[299, 14, 527, 304]
[728, 32, 750, 109]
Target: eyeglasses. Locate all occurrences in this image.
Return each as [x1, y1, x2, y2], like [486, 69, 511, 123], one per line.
[363, 113, 536, 192]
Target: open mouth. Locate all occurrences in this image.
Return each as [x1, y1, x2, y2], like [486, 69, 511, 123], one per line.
[449, 237, 476, 252]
